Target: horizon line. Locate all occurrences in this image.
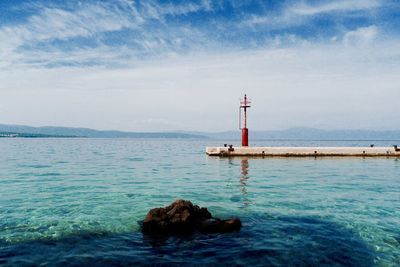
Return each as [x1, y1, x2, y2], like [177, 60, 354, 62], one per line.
[1, 123, 400, 133]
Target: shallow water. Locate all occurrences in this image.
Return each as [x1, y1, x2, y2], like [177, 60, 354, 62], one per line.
[0, 139, 399, 266]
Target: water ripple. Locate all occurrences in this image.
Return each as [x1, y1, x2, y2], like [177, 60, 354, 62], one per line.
[0, 139, 399, 266]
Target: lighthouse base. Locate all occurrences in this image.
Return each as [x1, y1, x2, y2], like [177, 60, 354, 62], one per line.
[241, 128, 248, 147]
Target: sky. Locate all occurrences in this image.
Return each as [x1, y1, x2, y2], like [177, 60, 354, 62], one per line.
[0, 0, 399, 132]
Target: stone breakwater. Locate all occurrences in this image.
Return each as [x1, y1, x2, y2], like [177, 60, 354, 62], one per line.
[141, 199, 242, 235]
[206, 146, 400, 157]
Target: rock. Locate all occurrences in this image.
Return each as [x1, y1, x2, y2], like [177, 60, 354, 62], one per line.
[141, 199, 241, 235]
[218, 218, 242, 233]
[199, 218, 242, 234]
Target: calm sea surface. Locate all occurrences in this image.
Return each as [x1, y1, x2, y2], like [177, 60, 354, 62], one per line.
[0, 139, 399, 266]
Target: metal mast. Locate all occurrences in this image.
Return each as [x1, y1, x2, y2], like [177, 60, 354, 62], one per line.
[239, 94, 251, 146]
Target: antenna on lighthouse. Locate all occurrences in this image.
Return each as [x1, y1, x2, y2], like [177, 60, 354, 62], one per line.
[239, 94, 251, 147]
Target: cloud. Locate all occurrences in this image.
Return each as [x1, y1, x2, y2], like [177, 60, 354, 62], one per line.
[343, 25, 378, 45]
[242, 0, 382, 28]
[0, 0, 399, 131]
[142, 0, 214, 18]
[290, 0, 381, 16]
[0, 1, 141, 68]
[5, 2, 139, 42]
[0, 0, 219, 69]
[1, 0, 394, 70]
[1, 38, 399, 131]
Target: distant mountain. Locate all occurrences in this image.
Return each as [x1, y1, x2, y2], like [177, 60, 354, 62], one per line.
[180, 127, 400, 140]
[0, 132, 78, 138]
[1, 124, 399, 140]
[0, 124, 208, 139]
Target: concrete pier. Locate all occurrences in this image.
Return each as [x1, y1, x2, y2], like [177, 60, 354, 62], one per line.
[206, 146, 400, 157]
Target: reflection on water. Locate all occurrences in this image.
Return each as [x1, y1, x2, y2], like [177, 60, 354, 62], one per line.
[240, 158, 251, 209]
[227, 158, 252, 209]
[227, 157, 252, 209]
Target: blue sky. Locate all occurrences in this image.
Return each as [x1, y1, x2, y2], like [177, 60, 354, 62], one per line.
[1, 0, 399, 131]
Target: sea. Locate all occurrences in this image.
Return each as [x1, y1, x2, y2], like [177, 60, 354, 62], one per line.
[0, 139, 399, 266]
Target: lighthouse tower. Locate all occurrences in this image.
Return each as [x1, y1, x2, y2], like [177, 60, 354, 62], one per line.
[239, 94, 251, 147]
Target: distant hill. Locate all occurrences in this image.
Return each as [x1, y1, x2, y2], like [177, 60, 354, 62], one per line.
[0, 124, 208, 139]
[1, 124, 399, 140]
[0, 132, 79, 138]
[181, 127, 400, 140]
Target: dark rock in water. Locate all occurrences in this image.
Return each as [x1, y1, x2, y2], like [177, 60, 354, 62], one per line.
[141, 199, 241, 235]
[142, 199, 211, 234]
[199, 218, 242, 234]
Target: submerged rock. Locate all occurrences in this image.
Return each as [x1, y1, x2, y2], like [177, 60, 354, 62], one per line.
[141, 199, 241, 235]
[199, 217, 242, 234]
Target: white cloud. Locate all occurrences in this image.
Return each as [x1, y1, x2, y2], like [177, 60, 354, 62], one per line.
[242, 0, 382, 28]
[290, 0, 381, 16]
[0, 0, 399, 131]
[131, 0, 214, 21]
[343, 25, 378, 45]
[1, 39, 399, 131]
[5, 3, 138, 42]
[0, 1, 142, 69]
[0, 0, 216, 69]
[157, 1, 212, 16]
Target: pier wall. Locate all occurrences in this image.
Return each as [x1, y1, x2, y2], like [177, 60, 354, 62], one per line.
[206, 147, 400, 157]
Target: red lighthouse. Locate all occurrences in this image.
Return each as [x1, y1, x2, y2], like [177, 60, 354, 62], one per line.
[239, 94, 251, 147]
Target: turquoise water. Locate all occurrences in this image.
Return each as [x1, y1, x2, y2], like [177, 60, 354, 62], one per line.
[0, 139, 399, 266]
